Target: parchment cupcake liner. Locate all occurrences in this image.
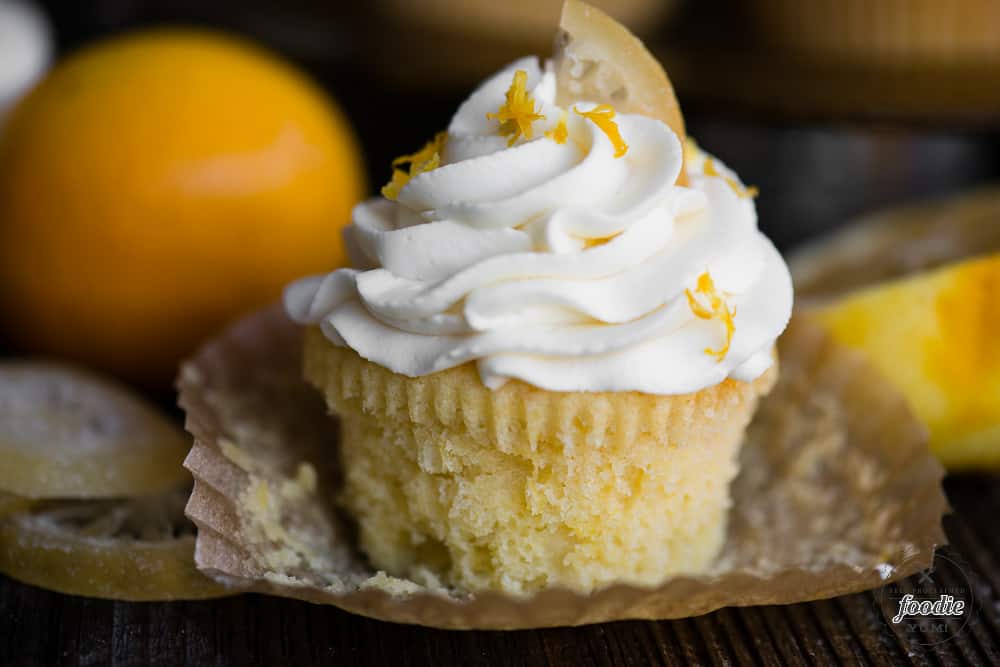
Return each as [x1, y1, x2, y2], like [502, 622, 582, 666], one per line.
[790, 186, 1000, 303]
[303, 326, 777, 453]
[178, 304, 947, 629]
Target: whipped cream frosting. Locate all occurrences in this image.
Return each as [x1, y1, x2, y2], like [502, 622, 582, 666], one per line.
[285, 57, 793, 394]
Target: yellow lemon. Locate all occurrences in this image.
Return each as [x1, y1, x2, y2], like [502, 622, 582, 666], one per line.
[0, 30, 366, 388]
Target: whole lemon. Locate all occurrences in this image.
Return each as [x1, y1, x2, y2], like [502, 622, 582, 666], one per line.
[0, 30, 366, 388]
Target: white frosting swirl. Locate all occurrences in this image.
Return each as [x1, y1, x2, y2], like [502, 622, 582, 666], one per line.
[285, 57, 793, 394]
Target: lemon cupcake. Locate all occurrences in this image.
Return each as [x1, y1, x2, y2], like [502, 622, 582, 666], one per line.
[286, 1, 793, 595]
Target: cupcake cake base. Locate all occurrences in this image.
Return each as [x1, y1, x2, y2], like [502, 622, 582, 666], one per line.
[304, 327, 778, 594]
[179, 305, 946, 628]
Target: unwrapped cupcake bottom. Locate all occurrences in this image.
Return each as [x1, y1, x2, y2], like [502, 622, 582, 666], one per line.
[307, 331, 778, 595]
[339, 391, 758, 595]
[179, 305, 946, 629]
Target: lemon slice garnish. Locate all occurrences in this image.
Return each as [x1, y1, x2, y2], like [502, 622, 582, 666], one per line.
[0, 492, 35, 520]
[554, 0, 686, 180]
[0, 486, 231, 600]
[0, 361, 191, 499]
[814, 253, 1000, 471]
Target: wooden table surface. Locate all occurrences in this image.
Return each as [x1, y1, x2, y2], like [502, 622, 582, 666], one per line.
[2, 475, 998, 666]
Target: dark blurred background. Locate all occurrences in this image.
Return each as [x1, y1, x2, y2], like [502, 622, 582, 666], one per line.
[33, 0, 1000, 252]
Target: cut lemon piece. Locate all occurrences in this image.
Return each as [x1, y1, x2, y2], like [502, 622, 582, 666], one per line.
[814, 253, 1000, 471]
[0, 486, 231, 600]
[0, 361, 191, 499]
[554, 0, 686, 180]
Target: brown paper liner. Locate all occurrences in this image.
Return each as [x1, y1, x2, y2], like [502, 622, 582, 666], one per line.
[178, 305, 946, 629]
[790, 186, 1000, 303]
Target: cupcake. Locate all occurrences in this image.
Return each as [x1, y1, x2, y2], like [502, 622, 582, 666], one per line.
[286, 1, 793, 595]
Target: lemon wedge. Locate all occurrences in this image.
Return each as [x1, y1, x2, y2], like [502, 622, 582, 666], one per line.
[554, 0, 686, 180]
[814, 253, 1000, 470]
[0, 362, 191, 499]
[0, 486, 231, 600]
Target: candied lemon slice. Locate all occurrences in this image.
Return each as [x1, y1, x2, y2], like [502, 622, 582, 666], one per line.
[0, 361, 191, 499]
[554, 0, 686, 179]
[814, 253, 1000, 471]
[0, 486, 231, 600]
[0, 492, 35, 519]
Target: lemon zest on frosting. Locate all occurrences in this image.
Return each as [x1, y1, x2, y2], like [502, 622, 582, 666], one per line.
[574, 104, 628, 158]
[704, 157, 758, 199]
[545, 110, 569, 144]
[381, 131, 448, 200]
[487, 69, 545, 147]
[685, 271, 736, 361]
[683, 137, 701, 165]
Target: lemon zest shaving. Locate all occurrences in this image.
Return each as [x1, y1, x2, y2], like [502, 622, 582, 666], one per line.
[381, 131, 448, 200]
[487, 69, 545, 146]
[704, 157, 758, 199]
[574, 104, 628, 158]
[583, 232, 621, 249]
[684, 137, 701, 165]
[685, 271, 736, 361]
[545, 110, 569, 144]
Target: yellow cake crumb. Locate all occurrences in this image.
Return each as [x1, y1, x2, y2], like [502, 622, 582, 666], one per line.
[303, 328, 777, 594]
